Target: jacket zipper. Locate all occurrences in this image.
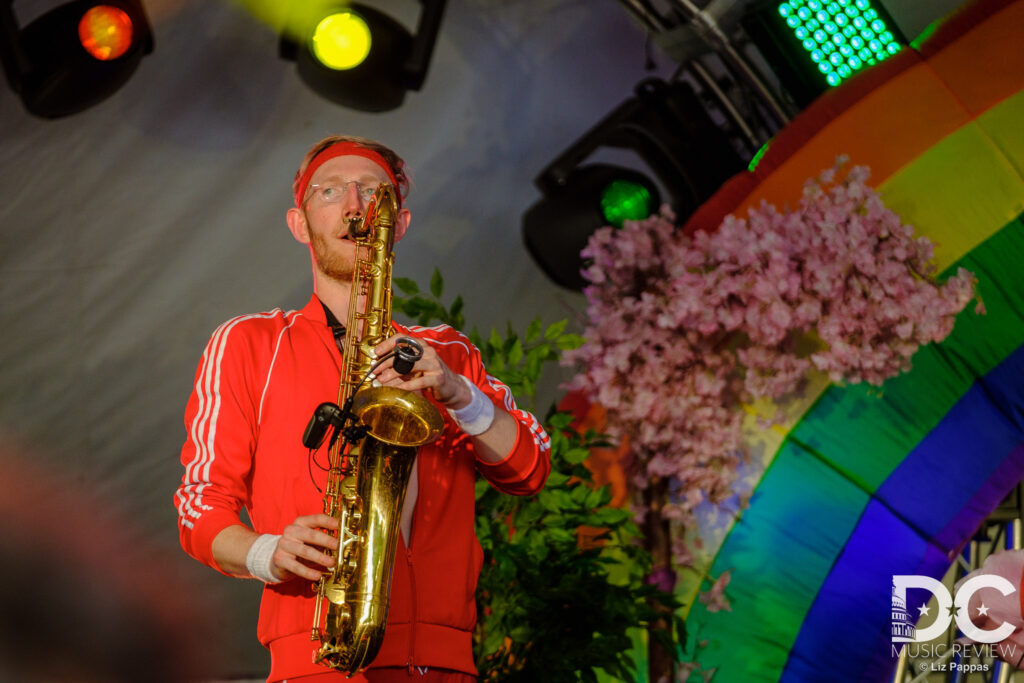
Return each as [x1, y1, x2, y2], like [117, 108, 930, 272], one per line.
[406, 546, 417, 675]
[405, 455, 420, 675]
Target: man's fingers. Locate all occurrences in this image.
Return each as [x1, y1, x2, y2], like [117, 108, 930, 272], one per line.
[283, 522, 339, 552]
[269, 513, 342, 581]
[278, 535, 336, 566]
[273, 552, 326, 582]
[373, 335, 399, 357]
[381, 374, 437, 393]
[376, 365, 433, 385]
[375, 354, 442, 383]
[293, 513, 339, 530]
[276, 540, 331, 573]
[272, 535, 338, 581]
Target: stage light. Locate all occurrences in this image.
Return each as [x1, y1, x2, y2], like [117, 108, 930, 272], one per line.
[523, 165, 662, 290]
[601, 177, 657, 229]
[0, 0, 153, 118]
[311, 11, 371, 70]
[744, 0, 904, 106]
[280, 0, 447, 112]
[523, 79, 744, 291]
[78, 5, 133, 60]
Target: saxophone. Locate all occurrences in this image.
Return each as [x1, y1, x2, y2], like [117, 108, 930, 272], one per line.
[311, 183, 444, 675]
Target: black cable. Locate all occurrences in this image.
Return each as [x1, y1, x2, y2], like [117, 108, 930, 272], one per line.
[307, 448, 324, 494]
[303, 350, 400, 492]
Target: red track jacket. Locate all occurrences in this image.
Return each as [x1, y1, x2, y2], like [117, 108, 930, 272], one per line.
[175, 296, 550, 681]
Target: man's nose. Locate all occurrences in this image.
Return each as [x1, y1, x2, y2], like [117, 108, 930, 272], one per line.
[341, 183, 364, 220]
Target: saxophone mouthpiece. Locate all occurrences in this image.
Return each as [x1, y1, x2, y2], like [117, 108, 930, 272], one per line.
[348, 214, 370, 239]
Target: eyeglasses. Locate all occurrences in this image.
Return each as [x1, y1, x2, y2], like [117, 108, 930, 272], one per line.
[305, 180, 381, 205]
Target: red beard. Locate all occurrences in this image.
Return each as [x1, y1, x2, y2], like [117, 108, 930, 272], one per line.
[309, 227, 355, 283]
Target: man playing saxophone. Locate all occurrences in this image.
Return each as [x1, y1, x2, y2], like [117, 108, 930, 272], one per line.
[174, 136, 551, 683]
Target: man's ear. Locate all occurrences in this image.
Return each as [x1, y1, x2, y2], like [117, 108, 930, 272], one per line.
[394, 208, 411, 243]
[286, 207, 310, 245]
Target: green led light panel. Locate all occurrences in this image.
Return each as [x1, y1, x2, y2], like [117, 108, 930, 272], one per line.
[777, 0, 901, 87]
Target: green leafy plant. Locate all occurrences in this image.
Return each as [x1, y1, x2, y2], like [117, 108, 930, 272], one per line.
[394, 270, 685, 682]
[393, 271, 580, 410]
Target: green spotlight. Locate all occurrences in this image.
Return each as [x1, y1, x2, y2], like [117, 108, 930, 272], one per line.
[600, 179, 654, 228]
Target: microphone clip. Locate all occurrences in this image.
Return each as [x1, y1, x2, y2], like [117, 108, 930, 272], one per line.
[302, 402, 347, 449]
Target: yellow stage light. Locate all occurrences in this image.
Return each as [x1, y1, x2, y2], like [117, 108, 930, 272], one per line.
[311, 11, 372, 70]
[278, 1, 447, 112]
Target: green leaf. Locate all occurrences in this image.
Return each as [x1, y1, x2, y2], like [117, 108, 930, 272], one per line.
[509, 626, 531, 642]
[524, 349, 544, 381]
[591, 507, 630, 525]
[545, 470, 570, 487]
[674, 613, 688, 645]
[551, 488, 575, 508]
[474, 478, 491, 501]
[544, 319, 568, 340]
[528, 531, 550, 562]
[502, 337, 520, 366]
[449, 295, 464, 327]
[519, 377, 535, 401]
[546, 527, 576, 544]
[488, 328, 503, 355]
[585, 486, 608, 510]
[430, 267, 444, 299]
[547, 412, 574, 430]
[394, 277, 419, 295]
[556, 333, 585, 350]
[488, 353, 506, 373]
[483, 626, 505, 653]
[396, 298, 421, 317]
[541, 514, 567, 527]
[570, 484, 590, 504]
[564, 447, 591, 465]
[507, 338, 524, 366]
[515, 504, 543, 527]
[525, 318, 543, 343]
[537, 489, 561, 513]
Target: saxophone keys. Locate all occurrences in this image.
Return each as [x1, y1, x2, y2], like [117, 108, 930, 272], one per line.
[324, 583, 347, 604]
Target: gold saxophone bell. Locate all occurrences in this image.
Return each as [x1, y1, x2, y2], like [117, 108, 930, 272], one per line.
[310, 184, 444, 675]
[351, 386, 445, 447]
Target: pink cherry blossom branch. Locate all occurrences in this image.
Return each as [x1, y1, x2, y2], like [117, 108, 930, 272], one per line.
[564, 158, 983, 608]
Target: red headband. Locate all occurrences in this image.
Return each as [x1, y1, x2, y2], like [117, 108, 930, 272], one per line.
[293, 142, 401, 207]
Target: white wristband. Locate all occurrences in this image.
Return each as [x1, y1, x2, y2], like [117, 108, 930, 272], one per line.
[447, 376, 495, 436]
[246, 533, 283, 584]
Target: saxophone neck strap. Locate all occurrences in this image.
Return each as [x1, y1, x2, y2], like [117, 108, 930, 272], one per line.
[319, 299, 347, 351]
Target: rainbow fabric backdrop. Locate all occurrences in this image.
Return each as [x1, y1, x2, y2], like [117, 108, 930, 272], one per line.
[677, 0, 1024, 679]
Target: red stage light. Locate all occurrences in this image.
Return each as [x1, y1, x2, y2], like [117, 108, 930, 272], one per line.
[78, 5, 134, 61]
[2, 0, 154, 116]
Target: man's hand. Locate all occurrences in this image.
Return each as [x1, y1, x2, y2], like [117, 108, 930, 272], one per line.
[370, 333, 520, 463]
[373, 335, 472, 409]
[270, 513, 340, 582]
